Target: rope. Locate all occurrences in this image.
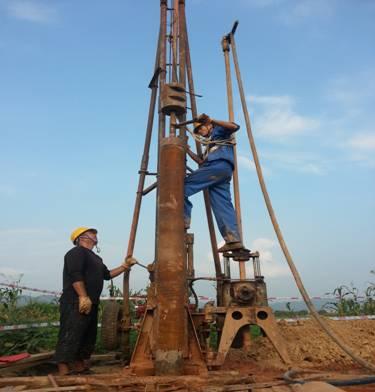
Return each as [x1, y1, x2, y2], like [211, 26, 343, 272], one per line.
[185, 125, 236, 147]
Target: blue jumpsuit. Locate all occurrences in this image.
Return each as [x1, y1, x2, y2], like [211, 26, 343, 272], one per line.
[184, 125, 241, 243]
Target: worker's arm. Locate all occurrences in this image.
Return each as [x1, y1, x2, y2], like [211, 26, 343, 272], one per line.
[211, 118, 240, 133]
[72, 281, 88, 297]
[186, 146, 204, 165]
[109, 265, 128, 278]
[66, 248, 89, 299]
[108, 257, 138, 278]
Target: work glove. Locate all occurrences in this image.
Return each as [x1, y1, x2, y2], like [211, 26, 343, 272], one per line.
[197, 113, 211, 124]
[122, 256, 138, 270]
[78, 296, 92, 315]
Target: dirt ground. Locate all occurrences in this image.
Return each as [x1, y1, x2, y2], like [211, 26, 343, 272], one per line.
[222, 318, 375, 391]
[234, 319, 375, 370]
[1, 319, 374, 391]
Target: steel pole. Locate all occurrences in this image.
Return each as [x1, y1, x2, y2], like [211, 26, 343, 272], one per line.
[182, 11, 223, 303]
[178, 0, 187, 139]
[221, 36, 246, 280]
[154, 0, 168, 262]
[121, 24, 162, 358]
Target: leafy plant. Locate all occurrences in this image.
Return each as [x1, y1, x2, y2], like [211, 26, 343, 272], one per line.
[322, 276, 375, 316]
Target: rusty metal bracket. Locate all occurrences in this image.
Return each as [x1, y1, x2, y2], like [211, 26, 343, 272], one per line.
[225, 20, 239, 43]
[142, 182, 157, 196]
[148, 66, 164, 89]
[138, 169, 158, 176]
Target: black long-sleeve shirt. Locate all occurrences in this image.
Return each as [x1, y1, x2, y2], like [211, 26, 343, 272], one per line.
[60, 246, 111, 304]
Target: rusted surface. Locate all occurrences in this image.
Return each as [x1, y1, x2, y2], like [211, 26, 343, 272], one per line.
[121, 17, 163, 357]
[205, 306, 291, 367]
[178, 0, 187, 140]
[186, 233, 194, 278]
[222, 35, 243, 248]
[222, 34, 247, 285]
[182, 9, 223, 301]
[154, 137, 187, 375]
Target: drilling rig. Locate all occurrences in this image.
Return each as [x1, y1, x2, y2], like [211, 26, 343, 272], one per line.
[100, 0, 291, 376]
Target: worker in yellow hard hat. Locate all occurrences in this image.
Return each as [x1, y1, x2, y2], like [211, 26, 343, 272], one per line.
[54, 227, 137, 376]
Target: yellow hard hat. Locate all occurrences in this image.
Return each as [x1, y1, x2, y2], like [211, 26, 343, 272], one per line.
[70, 227, 97, 244]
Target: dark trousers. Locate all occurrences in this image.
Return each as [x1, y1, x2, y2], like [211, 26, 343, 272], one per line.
[54, 302, 98, 364]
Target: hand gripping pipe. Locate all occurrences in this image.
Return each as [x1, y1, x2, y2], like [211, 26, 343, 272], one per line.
[228, 21, 375, 373]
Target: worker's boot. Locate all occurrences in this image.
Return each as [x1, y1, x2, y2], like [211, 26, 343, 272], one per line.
[217, 241, 246, 253]
[184, 218, 191, 231]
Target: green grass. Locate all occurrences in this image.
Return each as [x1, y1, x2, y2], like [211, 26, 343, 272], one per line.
[1, 273, 374, 356]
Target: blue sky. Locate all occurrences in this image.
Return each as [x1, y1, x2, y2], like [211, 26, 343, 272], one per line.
[0, 0, 374, 301]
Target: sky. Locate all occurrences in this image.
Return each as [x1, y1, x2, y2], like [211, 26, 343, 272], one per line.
[0, 0, 374, 302]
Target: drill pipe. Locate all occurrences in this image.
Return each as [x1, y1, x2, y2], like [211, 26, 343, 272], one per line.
[154, 136, 187, 375]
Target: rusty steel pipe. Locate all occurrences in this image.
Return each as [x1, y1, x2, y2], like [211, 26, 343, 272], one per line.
[186, 233, 194, 279]
[172, 0, 179, 84]
[222, 36, 243, 240]
[182, 12, 223, 297]
[222, 36, 246, 281]
[154, 137, 187, 375]
[154, 0, 168, 258]
[178, 0, 187, 139]
[125, 64, 161, 258]
[142, 181, 157, 196]
[122, 21, 163, 357]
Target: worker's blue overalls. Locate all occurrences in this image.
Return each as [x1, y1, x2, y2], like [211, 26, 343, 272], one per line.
[184, 125, 241, 244]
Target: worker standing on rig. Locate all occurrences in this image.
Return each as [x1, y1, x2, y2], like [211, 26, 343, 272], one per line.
[54, 227, 136, 375]
[185, 113, 246, 253]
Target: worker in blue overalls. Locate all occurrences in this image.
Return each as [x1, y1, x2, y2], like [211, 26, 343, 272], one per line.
[185, 113, 246, 253]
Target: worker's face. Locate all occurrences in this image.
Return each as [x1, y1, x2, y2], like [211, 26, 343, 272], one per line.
[197, 123, 212, 137]
[79, 231, 98, 249]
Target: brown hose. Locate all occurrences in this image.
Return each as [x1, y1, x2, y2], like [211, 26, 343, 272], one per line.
[229, 29, 375, 373]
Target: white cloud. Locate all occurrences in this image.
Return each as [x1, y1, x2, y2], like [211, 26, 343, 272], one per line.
[261, 150, 327, 175]
[325, 71, 375, 109]
[279, 0, 335, 24]
[237, 155, 256, 172]
[346, 133, 375, 151]
[248, 95, 319, 139]
[343, 132, 375, 168]
[7, 0, 57, 23]
[249, 95, 292, 107]
[248, 237, 289, 278]
[320, 71, 375, 168]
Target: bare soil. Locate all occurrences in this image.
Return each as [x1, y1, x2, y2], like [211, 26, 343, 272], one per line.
[223, 318, 375, 391]
[1, 319, 374, 391]
[230, 319, 375, 370]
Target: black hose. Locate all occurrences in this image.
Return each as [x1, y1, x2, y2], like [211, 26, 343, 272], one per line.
[284, 369, 375, 387]
[188, 280, 199, 309]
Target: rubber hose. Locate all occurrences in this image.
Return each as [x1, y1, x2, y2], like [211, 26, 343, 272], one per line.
[230, 30, 375, 372]
[284, 369, 375, 387]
